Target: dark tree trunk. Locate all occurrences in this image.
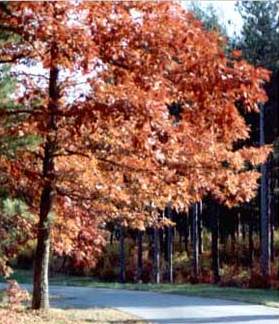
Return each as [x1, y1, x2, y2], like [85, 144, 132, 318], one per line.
[198, 201, 203, 255]
[110, 231, 114, 245]
[211, 203, 220, 284]
[260, 106, 271, 283]
[184, 214, 189, 256]
[191, 203, 199, 281]
[153, 227, 160, 284]
[248, 214, 254, 265]
[165, 205, 173, 283]
[119, 226, 126, 283]
[32, 58, 59, 310]
[136, 230, 143, 282]
[268, 170, 275, 262]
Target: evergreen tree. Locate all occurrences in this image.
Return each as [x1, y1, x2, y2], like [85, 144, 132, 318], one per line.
[236, 1, 279, 283]
[0, 30, 38, 276]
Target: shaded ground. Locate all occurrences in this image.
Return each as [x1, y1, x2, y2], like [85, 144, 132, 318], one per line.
[1, 283, 278, 324]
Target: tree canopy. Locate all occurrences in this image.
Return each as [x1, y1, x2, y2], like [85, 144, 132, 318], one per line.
[0, 1, 270, 309]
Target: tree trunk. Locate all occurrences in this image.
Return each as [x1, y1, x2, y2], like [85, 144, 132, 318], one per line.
[268, 169, 275, 262]
[184, 214, 189, 256]
[136, 230, 143, 282]
[165, 205, 173, 283]
[32, 57, 59, 309]
[198, 201, 203, 255]
[260, 106, 271, 283]
[153, 227, 160, 284]
[248, 213, 254, 265]
[211, 203, 220, 284]
[192, 203, 199, 281]
[119, 226, 126, 283]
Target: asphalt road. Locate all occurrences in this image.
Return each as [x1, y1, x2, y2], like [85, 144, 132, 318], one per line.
[1, 283, 279, 323]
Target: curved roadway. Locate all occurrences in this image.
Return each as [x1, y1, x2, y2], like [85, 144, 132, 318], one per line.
[1, 284, 278, 323]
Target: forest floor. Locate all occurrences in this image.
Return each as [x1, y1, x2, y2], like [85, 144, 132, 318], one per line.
[1, 269, 279, 308]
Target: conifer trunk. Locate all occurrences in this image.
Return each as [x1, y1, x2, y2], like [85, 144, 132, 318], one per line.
[192, 203, 199, 281]
[198, 201, 203, 254]
[211, 203, 220, 284]
[184, 215, 189, 256]
[248, 213, 254, 265]
[119, 226, 126, 283]
[32, 55, 59, 309]
[260, 106, 271, 283]
[165, 205, 173, 283]
[136, 230, 143, 282]
[153, 228, 160, 284]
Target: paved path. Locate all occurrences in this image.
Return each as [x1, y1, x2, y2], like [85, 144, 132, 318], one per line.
[1, 283, 279, 323]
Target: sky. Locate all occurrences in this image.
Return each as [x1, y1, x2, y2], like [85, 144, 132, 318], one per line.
[183, 0, 243, 37]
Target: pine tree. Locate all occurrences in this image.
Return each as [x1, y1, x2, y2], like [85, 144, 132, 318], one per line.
[237, 1, 279, 284]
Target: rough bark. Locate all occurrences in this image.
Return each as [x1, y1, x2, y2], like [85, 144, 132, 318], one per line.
[32, 54, 59, 310]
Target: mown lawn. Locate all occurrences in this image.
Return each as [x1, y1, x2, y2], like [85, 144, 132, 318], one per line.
[1, 269, 279, 308]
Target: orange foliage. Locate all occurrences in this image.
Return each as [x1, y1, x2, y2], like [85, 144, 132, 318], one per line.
[0, 1, 270, 270]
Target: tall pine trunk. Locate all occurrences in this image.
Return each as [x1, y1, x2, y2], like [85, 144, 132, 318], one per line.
[136, 230, 143, 282]
[32, 56, 59, 309]
[191, 203, 199, 281]
[248, 213, 254, 265]
[198, 201, 203, 254]
[165, 205, 173, 283]
[260, 106, 271, 284]
[153, 227, 160, 284]
[119, 226, 126, 283]
[211, 203, 220, 284]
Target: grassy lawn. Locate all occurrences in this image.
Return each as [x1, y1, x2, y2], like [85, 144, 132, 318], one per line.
[1, 269, 279, 308]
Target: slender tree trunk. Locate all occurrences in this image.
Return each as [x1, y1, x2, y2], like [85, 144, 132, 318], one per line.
[110, 231, 114, 245]
[153, 227, 160, 284]
[32, 57, 59, 309]
[260, 106, 271, 283]
[236, 212, 241, 239]
[184, 214, 189, 256]
[198, 201, 203, 255]
[119, 226, 126, 283]
[211, 203, 220, 284]
[165, 205, 173, 283]
[136, 230, 143, 282]
[248, 213, 254, 265]
[192, 203, 199, 281]
[268, 170, 275, 262]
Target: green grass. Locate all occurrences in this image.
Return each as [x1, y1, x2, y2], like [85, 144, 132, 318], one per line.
[1, 269, 279, 308]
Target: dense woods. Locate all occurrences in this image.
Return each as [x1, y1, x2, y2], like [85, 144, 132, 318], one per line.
[0, 1, 278, 312]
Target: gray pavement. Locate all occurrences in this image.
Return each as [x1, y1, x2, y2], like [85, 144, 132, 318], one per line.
[0, 283, 278, 323]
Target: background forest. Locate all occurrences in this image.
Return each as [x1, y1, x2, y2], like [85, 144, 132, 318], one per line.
[0, 1, 278, 312]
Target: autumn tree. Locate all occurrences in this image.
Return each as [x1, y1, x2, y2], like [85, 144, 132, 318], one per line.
[0, 1, 270, 309]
